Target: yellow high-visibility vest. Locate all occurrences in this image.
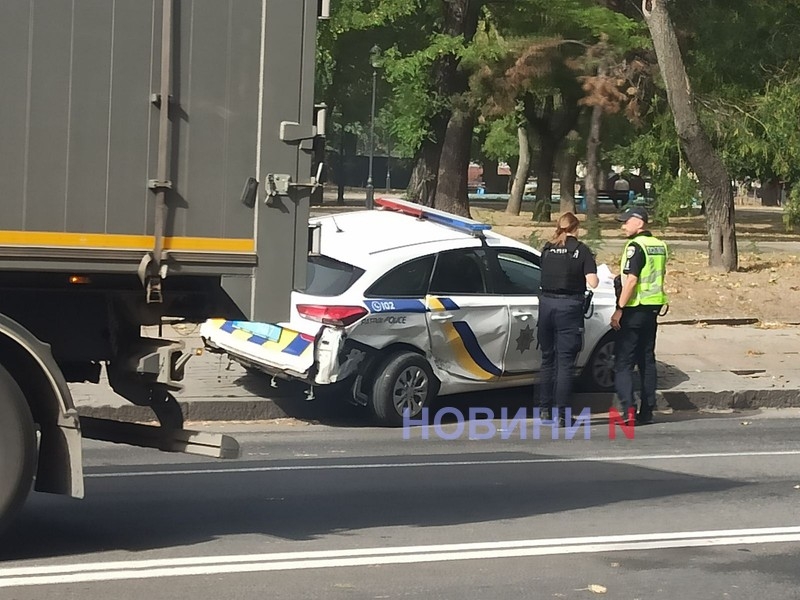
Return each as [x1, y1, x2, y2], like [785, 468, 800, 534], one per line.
[620, 235, 668, 307]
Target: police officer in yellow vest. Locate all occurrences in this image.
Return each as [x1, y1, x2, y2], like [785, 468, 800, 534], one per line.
[610, 207, 668, 425]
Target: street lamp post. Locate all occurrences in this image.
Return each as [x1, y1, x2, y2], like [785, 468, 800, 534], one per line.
[366, 45, 380, 209]
[385, 134, 392, 192]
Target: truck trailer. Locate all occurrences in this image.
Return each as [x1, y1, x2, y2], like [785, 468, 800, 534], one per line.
[0, 0, 324, 531]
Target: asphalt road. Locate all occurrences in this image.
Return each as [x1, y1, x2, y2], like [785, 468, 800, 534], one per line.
[2, 412, 800, 599]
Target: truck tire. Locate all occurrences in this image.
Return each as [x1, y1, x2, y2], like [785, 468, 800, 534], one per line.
[370, 352, 438, 427]
[580, 331, 616, 393]
[0, 364, 37, 534]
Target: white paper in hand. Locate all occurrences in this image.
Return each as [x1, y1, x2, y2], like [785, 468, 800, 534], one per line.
[597, 263, 615, 287]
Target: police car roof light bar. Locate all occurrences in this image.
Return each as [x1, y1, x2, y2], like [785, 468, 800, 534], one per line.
[375, 197, 491, 236]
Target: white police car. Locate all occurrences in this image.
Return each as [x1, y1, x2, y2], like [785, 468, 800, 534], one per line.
[201, 198, 617, 426]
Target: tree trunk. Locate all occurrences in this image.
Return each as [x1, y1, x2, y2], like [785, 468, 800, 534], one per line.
[760, 179, 781, 207]
[407, 136, 442, 207]
[507, 123, 531, 216]
[524, 92, 583, 224]
[558, 147, 578, 215]
[643, 0, 737, 271]
[432, 0, 482, 216]
[532, 136, 556, 222]
[482, 158, 505, 194]
[435, 108, 474, 217]
[337, 130, 346, 205]
[585, 103, 603, 222]
[506, 156, 519, 193]
[405, 1, 481, 208]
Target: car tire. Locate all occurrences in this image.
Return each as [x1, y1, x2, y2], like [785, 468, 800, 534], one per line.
[370, 351, 439, 427]
[0, 364, 37, 534]
[580, 331, 616, 392]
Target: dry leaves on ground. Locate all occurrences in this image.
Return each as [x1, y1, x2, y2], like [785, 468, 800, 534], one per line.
[476, 206, 800, 324]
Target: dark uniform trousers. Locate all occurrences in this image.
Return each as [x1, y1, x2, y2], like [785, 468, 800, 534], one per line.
[614, 307, 660, 416]
[537, 294, 585, 411]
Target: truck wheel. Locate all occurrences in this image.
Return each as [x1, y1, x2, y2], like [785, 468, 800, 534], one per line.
[581, 331, 616, 392]
[0, 364, 37, 533]
[371, 352, 439, 427]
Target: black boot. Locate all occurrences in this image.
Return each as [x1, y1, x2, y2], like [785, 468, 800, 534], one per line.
[636, 407, 654, 425]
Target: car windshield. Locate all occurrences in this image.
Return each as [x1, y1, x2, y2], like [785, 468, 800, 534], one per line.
[303, 255, 364, 296]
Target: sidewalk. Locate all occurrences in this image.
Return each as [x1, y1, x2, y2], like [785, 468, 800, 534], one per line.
[70, 323, 800, 423]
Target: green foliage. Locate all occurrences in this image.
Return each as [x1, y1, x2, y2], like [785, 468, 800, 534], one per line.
[326, 0, 420, 34]
[608, 101, 680, 179]
[650, 172, 699, 227]
[783, 186, 800, 232]
[318, 0, 800, 216]
[597, 1, 800, 219]
[380, 33, 468, 154]
[324, 0, 647, 164]
[674, 0, 800, 94]
[715, 74, 800, 184]
[491, 0, 647, 50]
[481, 115, 519, 162]
[668, 0, 800, 187]
[316, 0, 423, 150]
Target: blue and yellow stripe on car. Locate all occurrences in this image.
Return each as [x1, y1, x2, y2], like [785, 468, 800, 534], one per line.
[426, 296, 502, 381]
[205, 319, 313, 357]
[364, 298, 427, 313]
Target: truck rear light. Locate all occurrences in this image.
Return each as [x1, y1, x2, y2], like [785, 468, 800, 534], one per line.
[297, 304, 368, 327]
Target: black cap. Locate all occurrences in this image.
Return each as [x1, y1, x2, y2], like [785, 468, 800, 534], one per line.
[617, 206, 648, 224]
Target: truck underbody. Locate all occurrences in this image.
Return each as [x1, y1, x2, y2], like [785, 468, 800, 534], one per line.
[0, 271, 247, 530]
[0, 0, 323, 532]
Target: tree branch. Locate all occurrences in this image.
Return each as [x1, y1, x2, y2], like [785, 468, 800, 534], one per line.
[703, 97, 770, 135]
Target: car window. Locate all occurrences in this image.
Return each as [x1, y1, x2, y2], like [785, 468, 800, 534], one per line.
[494, 250, 541, 295]
[365, 255, 435, 298]
[303, 255, 365, 297]
[429, 249, 488, 295]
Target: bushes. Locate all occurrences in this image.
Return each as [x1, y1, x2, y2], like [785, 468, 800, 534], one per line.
[783, 186, 800, 231]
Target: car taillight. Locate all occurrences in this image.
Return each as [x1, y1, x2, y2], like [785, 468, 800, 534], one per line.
[296, 304, 368, 327]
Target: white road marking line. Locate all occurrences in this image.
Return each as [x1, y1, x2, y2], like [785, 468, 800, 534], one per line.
[85, 450, 800, 478]
[3, 526, 800, 587]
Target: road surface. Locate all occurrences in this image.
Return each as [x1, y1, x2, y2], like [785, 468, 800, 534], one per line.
[2, 411, 799, 599]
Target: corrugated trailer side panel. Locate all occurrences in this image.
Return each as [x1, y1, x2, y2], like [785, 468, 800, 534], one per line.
[107, 0, 163, 240]
[0, 0, 317, 323]
[0, 0, 259, 242]
[0, 1, 29, 231]
[251, 0, 315, 322]
[154, 0, 263, 243]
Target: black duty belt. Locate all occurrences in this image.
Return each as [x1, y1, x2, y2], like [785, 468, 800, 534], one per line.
[541, 291, 585, 299]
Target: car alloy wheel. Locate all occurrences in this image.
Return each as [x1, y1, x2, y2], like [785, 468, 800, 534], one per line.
[392, 365, 429, 418]
[371, 351, 439, 427]
[583, 333, 616, 392]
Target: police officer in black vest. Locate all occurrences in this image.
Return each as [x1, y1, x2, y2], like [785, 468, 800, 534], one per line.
[538, 212, 599, 426]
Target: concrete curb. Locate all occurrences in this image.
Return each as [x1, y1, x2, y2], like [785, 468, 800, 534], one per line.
[75, 388, 800, 424]
[659, 389, 800, 411]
